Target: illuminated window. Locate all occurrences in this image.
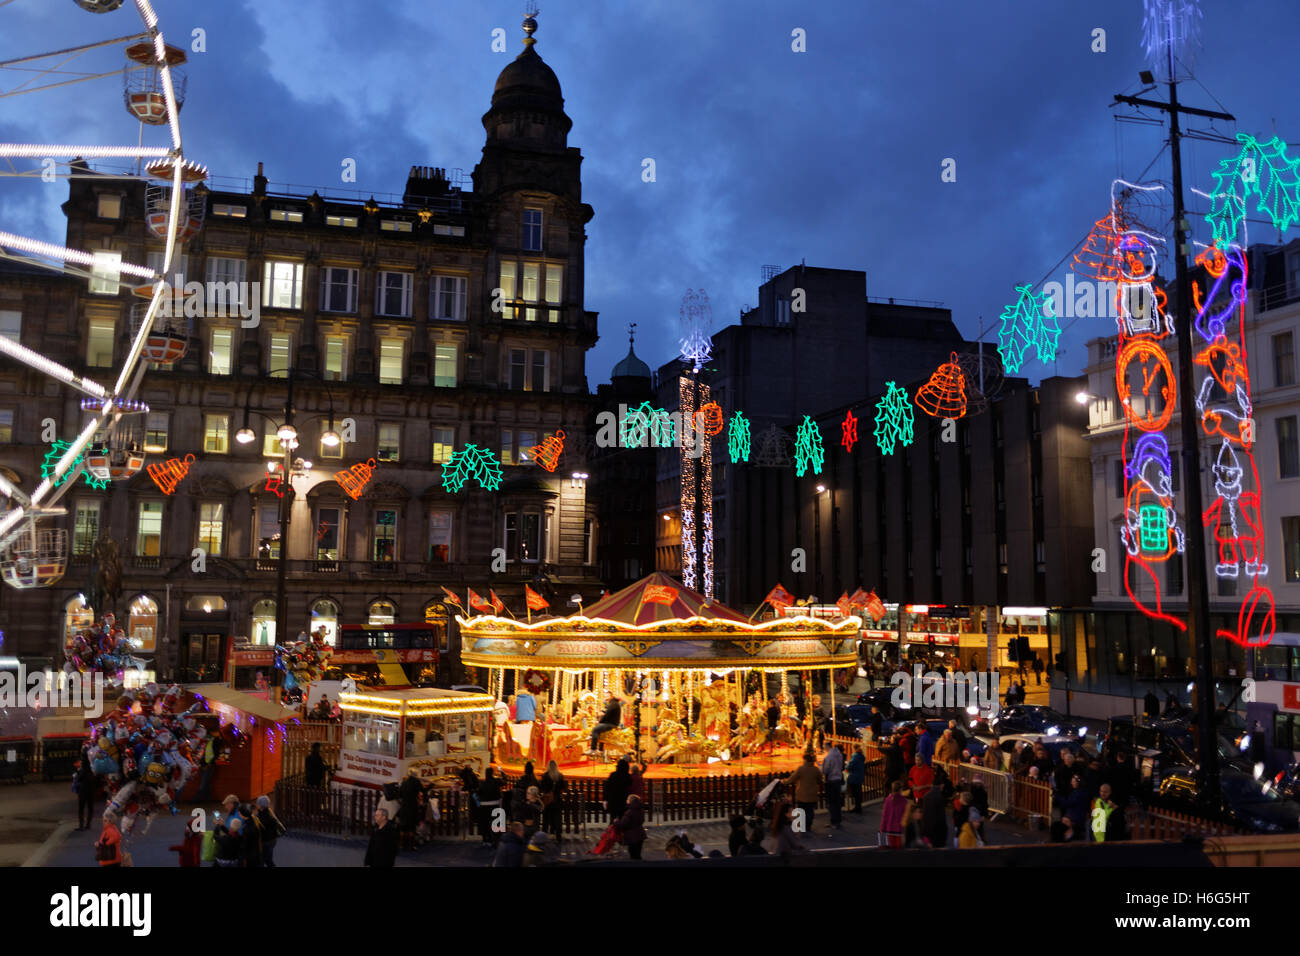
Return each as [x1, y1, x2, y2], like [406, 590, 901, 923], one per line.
[144, 412, 168, 453]
[377, 423, 401, 462]
[197, 502, 224, 555]
[380, 219, 412, 233]
[0, 409, 11, 444]
[429, 511, 453, 562]
[73, 500, 100, 556]
[522, 263, 539, 303]
[523, 208, 543, 252]
[212, 204, 247, 218]
[324, 334, 347, 382]
[373, 510, 397, 562]
[87, 317, 115, 367]
[270, 208, 304, 223]
[432, 427, 455, 464]
[434, 344, 457, 387]
[499, 262, 517, 318]
[326, 214, 358, 228]
[501, 428, 514, 466]
[203, 414, 229, 454]
[269, 333, 291, 378]
[89, 251, 122, 296]
[251, 599, 276, 645]
[368, 599, 396, 626]
[517, 430, 536, 465]
[210, 328, 233, 375]
[379, 337, 404, 384]
[146, 251, 187, 287]
[263, 422, 284, 458]
[377, 271, 412, 318]
[97, 193, 122, 219]
[321, 423, 343, 460]
[311, 598, 339, 644]
[136, 501, 163, 556]
[316, 507, 341, 561]
[206, 257, 247, 312]
[320, 267, 358, 313]
[0, 310, 18, 343]
[262, 260, 304, 309]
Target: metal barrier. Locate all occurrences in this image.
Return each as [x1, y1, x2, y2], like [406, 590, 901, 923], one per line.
[933, 759, 1012, 815]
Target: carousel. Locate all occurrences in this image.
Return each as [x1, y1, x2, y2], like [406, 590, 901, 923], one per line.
[458, 573, 859, 779]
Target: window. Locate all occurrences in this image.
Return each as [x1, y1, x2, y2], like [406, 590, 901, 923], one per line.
[209, 328, 233, 375]
[1278, 416, 1300, 478]
[504, 512, 541, 562]
[517, 430, 537, 465]
[263, 333, 292, 378]
[377, 271, 412, 318]
[499, 262, 517, 302]
[373, 509, 397, 562]
[326, 214, 358, 228]
[429, 512, 453, 562]
[1289, 253, 1300, 297]
[0, 310, 18, 343]
[776, 300, 791, 326]
[205, 257, 247, 312]
[368, 600, 396, 626]
[270, 208, 304, 223]
[316, 507, 341, 560]
[997, 543, 1008, 573]
[434, 344, 457, 387]
[320, 267, 358, 313]
[431, 275, 466, 321]
[510, 349, 526, 390]
[1166, 552, 1184, 595]
[320, 424, 343, 459]
[1284, 517, 1300, 582]
[251, 599, 276, 645]
[378, 338, 404, 384]
[144, 412, 168, 453]
[432, 427, 455, 464]
[145, 251, 187, 288]
[203, 414, 229, 454]
[324, 335, 347, 382]
[522, 263, 539, 303]
[584, 518, 594, 564]
[263, 421, 284, 457]
[197, 503, 224, 556]
[380, 219, 413, 233]
[531, 350, 549, 392]
[0, 409, 13, 444]
[501, 428, 514, 466]
[546, 264, 562, 323]
[89, 250, 122, 296]
[262, 260, 304, 310]
[311, 598, 339, 644]
[87, 318, 115, 367]
[136, 501, 163, 556]
[377, 423, 401, 462]
[97, 193, 121, 219]
[73, 501, 100, 556]
[212, 204, 246, 218]
[508, 348, 548, 391]
[257, 506, 280, 559]
[433, 223, 465, 237]
[1275, 332, 1296, 387]
[523, 208, 543, 252]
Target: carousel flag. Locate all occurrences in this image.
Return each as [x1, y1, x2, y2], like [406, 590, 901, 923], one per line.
[847, 587, 869, 609]
[643, 584, 679, 605]
[865, 591, 886, 622]
[468, 588, 492, 613]
[489, 589, 505, 614]
[836, 592, 852, 617]
[764, 584, 795, 609]
[525, 584, 549, 610]
[441, 586, 465, 611]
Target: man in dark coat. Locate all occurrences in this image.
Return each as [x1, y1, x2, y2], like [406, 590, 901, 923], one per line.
[492, 821, 526, 867]
[590, 696, 623, 752]
[921, 785, 948, 848]
[604, 758, 631, 822]
[1143, 688, 1160, 718]
[364, 807, 399, 867]
[882, 736, 905, 787]
[870, 706, 884, 741]
[304, 742, 326, 788]
[75, 748, 98, 830]
[398, 769, 424, 849]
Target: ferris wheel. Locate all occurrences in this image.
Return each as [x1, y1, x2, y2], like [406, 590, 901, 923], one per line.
[0, 0, 204, 589]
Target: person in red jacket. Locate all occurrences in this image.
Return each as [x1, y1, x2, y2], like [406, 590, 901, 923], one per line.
[168, 828, 203, 867]
[898, 726, 917, 769]
[96, 818, 123, 867]
[907, 755, 935, 802]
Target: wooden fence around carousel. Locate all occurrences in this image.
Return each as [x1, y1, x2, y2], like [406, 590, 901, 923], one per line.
[280, 720, 342, 780]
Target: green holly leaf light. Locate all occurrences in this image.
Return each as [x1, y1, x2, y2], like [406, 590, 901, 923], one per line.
[41, 440, 107, 490]
[727, 411, 751, 464]
[793, 415, 825, 477]
[997, 284, 1059, 375]
[874, 382, 915, 456]
[440, 444, 504, 493]
[1207, 133, 1300, 245]
[620, 401, 675, 448]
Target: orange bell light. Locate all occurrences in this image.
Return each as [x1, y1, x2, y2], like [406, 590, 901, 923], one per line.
[146, 453, 195, 495]
[694, 402, 725, 436]
[914, 353, 968, 419]
[336, 458, 378, 500]
[527, 430, 565, 473]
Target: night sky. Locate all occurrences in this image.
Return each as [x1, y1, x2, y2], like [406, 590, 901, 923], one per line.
[3, 0, 1298, 390]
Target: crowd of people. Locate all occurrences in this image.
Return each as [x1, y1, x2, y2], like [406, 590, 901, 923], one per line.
[205, 793, 288, 867]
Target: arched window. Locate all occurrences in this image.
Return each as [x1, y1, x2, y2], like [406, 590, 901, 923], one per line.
[252, 598, 277, 645]
[311, 598, 340, 645]
[127, 594, 159, 654]
[423, 600, 449, 651]
[368, 599, 396, 626]
[64, 594, 93, 643]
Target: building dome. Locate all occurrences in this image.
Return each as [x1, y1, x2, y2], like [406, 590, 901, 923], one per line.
[482, 13, 571, 147]
[612, 344, 651, 380]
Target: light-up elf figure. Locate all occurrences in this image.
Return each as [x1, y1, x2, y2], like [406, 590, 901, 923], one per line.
[1202, 440, 1267, 580]
[1121, 433, 1184, 565]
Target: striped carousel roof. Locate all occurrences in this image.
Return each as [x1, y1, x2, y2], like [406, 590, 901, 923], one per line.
[577, 572, 750, 626]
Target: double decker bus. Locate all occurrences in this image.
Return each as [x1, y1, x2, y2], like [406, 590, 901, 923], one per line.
[328, 623, 440, 688]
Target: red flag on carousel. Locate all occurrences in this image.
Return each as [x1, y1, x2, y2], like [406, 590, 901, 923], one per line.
[440, 586, 465, 610]
[467, 588, 492, 613]
[836, 592, 852, 617]
[865, 590, 886, 622]
[489, 589, 505, 614]
[643, 584, 679, 605]
[846, 587, 869, 609]
[764, 584, 795, 610]
[524, 584, 549, 611]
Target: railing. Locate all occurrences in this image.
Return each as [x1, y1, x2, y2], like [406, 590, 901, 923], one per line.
[932, 758, 1012, 815]
[272, 774, 478, 839]
[1258, 282, 1300, 313]
[280, 720, 342, 779]
[1125, 806, 1244, 841]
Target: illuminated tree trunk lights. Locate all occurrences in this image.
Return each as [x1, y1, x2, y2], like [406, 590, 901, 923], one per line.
[678, 377, 714, 599]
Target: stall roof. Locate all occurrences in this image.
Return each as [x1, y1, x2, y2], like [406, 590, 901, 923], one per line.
[339, 686, 494, 717]
[190, 684, 301, 723]
[577, 572, 750, 626]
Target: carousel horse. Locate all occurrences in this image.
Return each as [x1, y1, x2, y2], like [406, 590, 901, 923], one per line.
[727, 704, 767, 756]
[696, 682, 731, 738]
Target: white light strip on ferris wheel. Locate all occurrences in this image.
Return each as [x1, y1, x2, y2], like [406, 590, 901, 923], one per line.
[116, 288, 164, 396]
[0, 145, 173, 159]
[135, 0, 160, 30]
[35, 416, 104, 516]
[0, 335, 107, 397]
[0, 472, 31, 507]
[0, 232, 155, 279]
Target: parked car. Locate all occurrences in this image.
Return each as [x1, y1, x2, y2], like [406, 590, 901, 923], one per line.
[1101, 715, 1253, 782]
[1156, 768, 1300, 833]
[989, 706, 1090, 739]
[996, 733, 1084, 765]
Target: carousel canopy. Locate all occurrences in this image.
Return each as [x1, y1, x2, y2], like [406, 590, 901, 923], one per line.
[578, 572, 749, 626]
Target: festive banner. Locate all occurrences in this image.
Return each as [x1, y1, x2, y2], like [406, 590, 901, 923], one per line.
[524, 584, 549, 610]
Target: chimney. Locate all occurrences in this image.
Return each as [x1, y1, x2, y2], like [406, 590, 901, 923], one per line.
[253, 161, 267, 197]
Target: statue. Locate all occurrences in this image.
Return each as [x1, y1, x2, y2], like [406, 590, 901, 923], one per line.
[91, 534, 123, 615]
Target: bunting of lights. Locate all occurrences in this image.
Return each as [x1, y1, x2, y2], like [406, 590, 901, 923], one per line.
[997, 284, 1060, 374]
[794, 415, 825, 477]
[728, 411, 751, 464]
[873, 382, 914, 456]
[840, 410, 858, 452]
[678, 377, 713, 598]
[1112, 180, 1186, 631]
[1191, 237, 1275, 646]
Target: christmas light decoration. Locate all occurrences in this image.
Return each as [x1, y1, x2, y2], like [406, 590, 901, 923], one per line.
[873, 382, 914, 456]
[914, 352, 968, 419]
[440, 445, 503, 493]
[679, 378, 714, 598]
[1073, 208, 1131, 282]
[527, 430, 565, 473]
[264, 472, 283, 498]
[695, 402, 725, 436]
[1141, 0, 1202, 82]
[752, 424, 792, 468]
[678, 288, 713, 374]
[793, 416, 825, 477]
[336, 458, 379, 500]
[621, 401, 675, 448]
[1206, 133, 1300, 245]
[997, 284, 1060, 374]
[80, 397, 149, 414]
[840, 410, 858, 453]
[146, 453, 195, 495]
[41, 441, 108, 491]
[728, 411, 751, 464]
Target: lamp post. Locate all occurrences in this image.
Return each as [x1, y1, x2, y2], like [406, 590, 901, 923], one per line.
[234, 367, 340, 687]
